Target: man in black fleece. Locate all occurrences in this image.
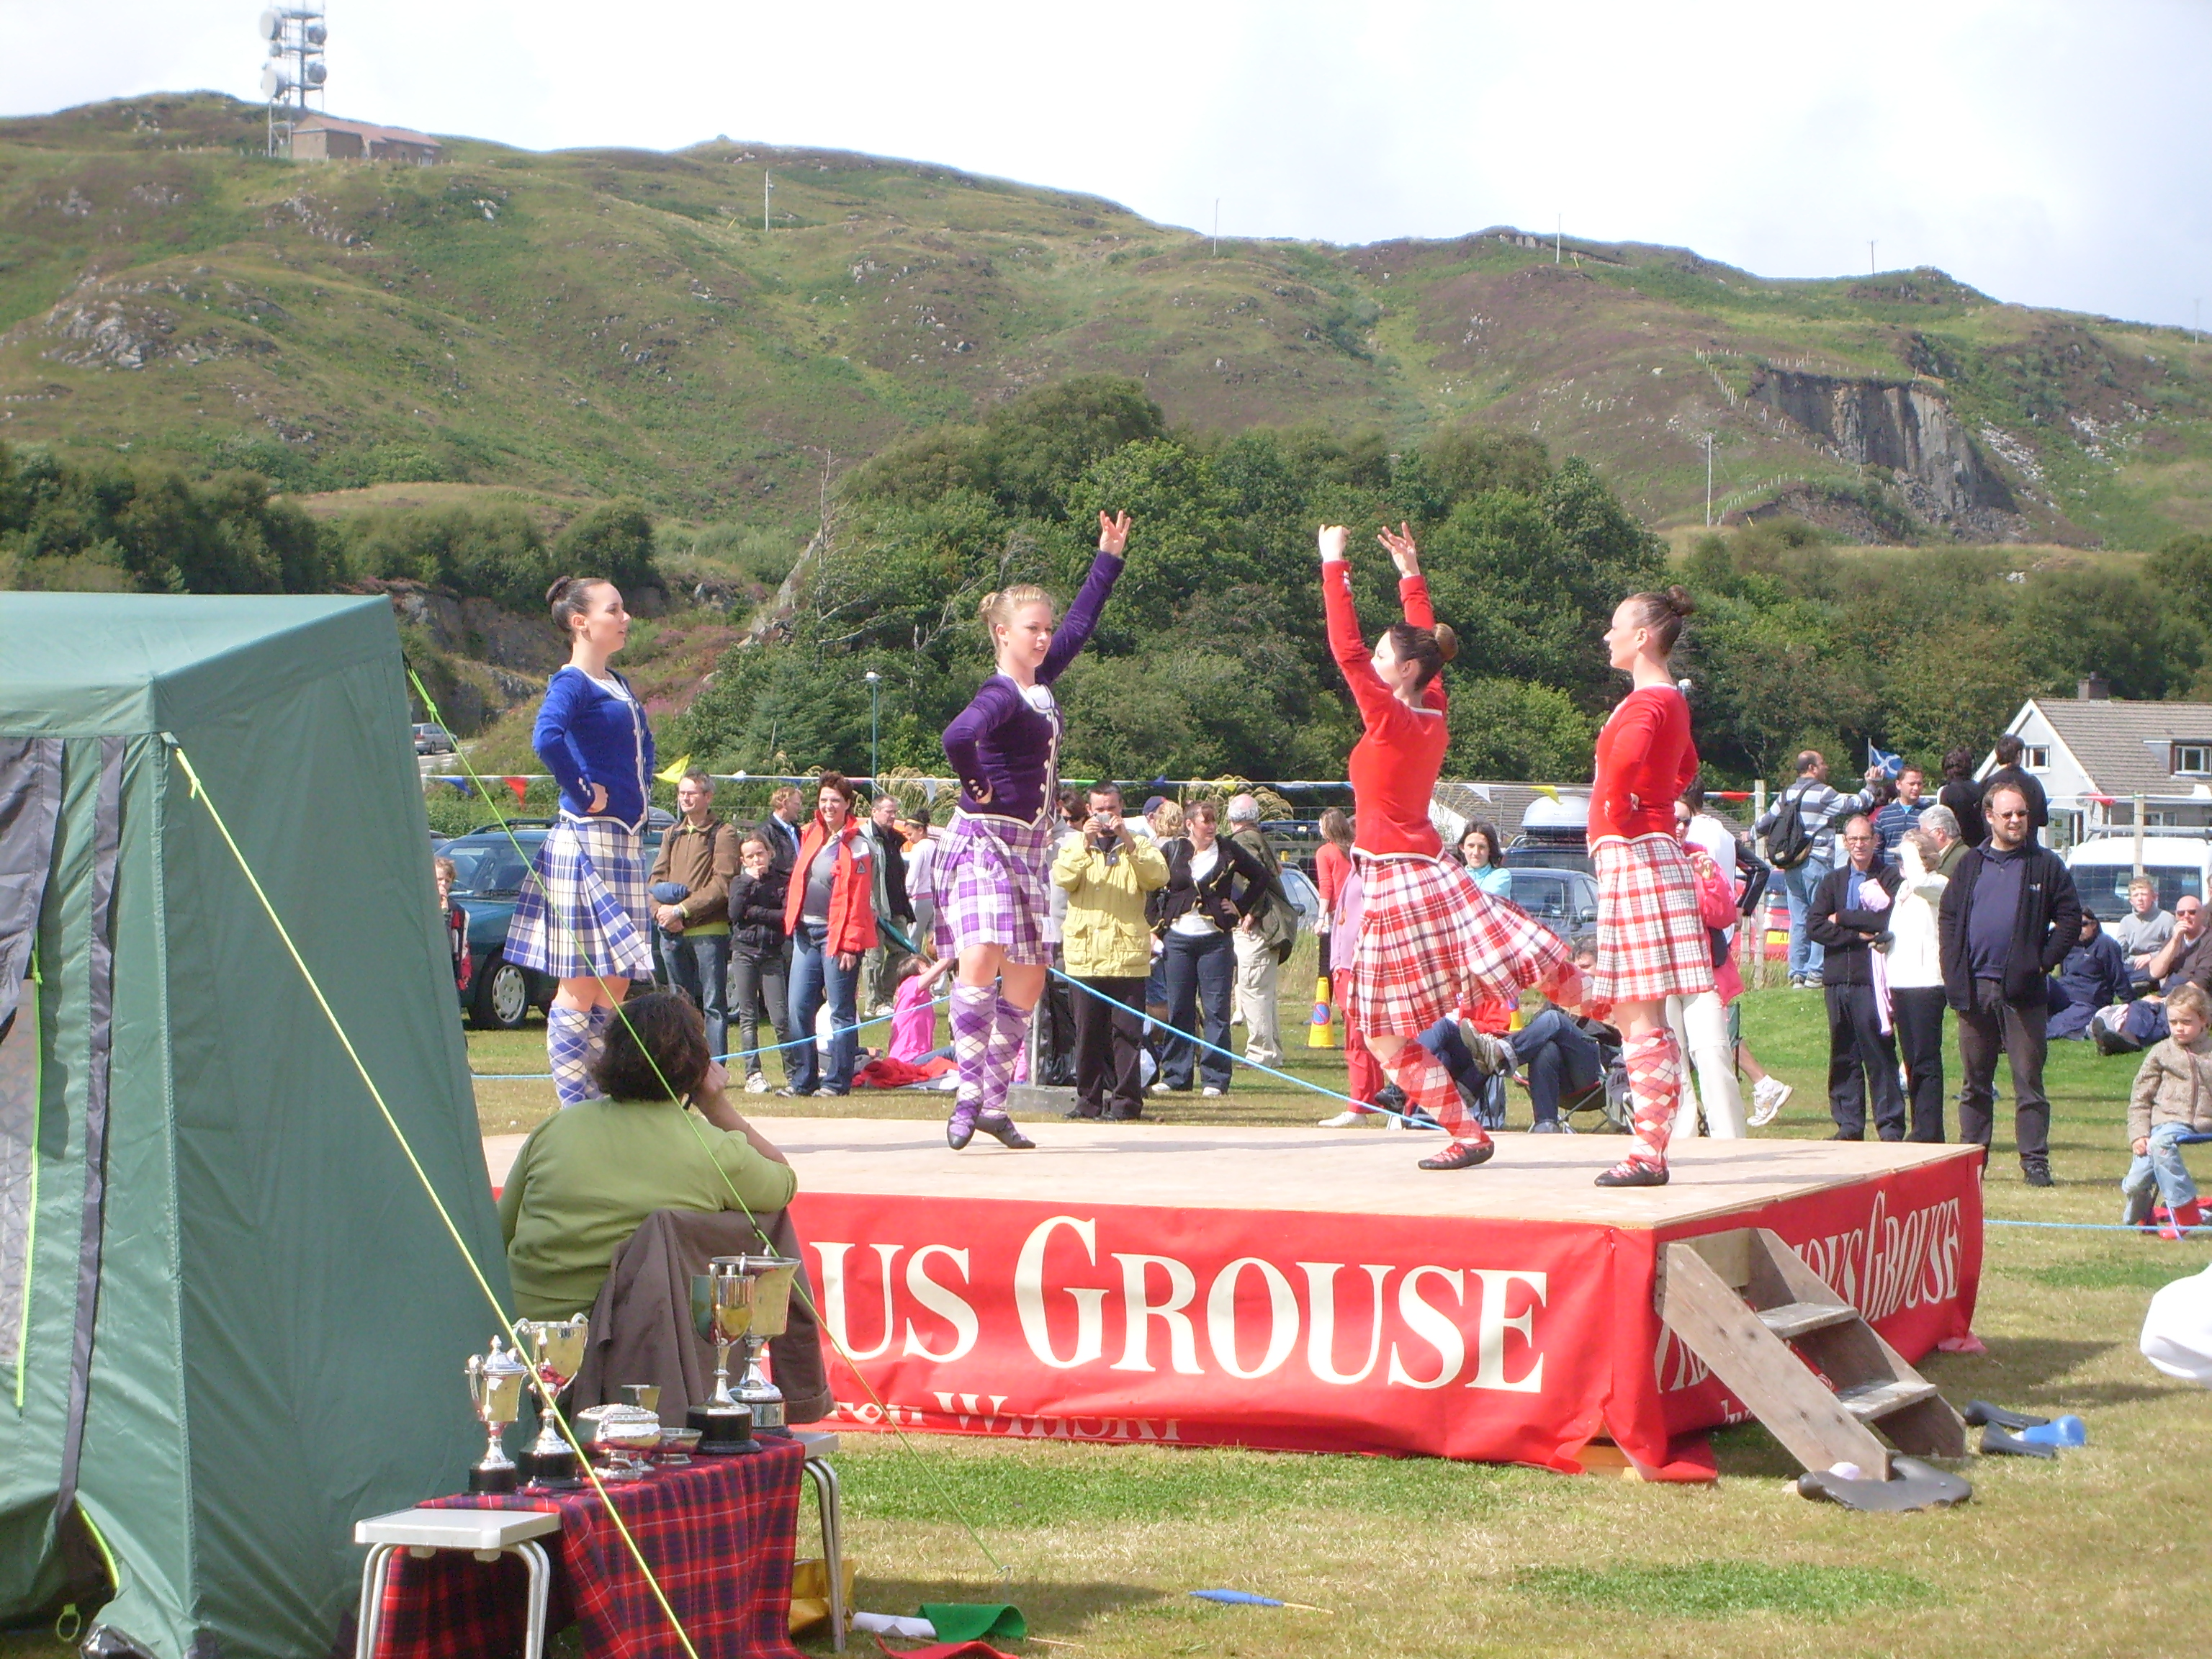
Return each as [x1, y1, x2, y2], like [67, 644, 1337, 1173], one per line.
[1938, 782, 2082, 1187]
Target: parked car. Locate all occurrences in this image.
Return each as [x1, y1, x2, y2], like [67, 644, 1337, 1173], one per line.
[1504, 793, 1593, 876]
[413, 723, 456, 755]
[2068, 827, 2212, 918]
[1500, 866, 1600, 944]
[435, 819, 667, 1028]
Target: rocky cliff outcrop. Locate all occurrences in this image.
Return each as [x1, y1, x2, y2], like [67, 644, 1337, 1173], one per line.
[1748, 369, 2023, 538]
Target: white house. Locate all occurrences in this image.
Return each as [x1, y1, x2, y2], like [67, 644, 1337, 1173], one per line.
[1986, 679, 2212, 845]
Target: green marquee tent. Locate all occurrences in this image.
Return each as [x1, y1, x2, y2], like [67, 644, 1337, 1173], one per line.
[0, 595, 512, 1658]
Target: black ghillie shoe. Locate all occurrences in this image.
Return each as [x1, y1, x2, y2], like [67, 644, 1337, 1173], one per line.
[946, 1107, 979, 1151]
[1979, 1425, 2058, 1459]
[1962, 1400, 2050, 1431]
[1417, 1138, 1496, 1172]
[1595, 1161, 1669, 1187]
[976, 1112, 1036, 1149]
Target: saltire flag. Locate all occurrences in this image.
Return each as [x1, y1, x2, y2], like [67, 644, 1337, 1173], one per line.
[1868, 745, 1903, 778]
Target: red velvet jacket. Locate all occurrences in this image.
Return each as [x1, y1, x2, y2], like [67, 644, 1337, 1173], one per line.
[782, 814, 881, 956]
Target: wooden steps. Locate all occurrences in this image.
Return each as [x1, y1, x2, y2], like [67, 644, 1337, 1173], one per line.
[1658, 1228, 1966, 1480]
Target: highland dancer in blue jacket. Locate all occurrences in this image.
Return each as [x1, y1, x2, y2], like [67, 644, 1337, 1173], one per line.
[936, 511, 1130, 1150]
[504, 575, 657, 1106]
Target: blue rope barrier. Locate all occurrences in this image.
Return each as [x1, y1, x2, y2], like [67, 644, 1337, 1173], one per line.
[1984, 1218, 2212, 1236]
[469, 992, 948, 1079]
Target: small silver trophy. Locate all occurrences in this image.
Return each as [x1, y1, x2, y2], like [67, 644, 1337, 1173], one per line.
[729, 1255, 803, 1436]
[688, 1256, 757, 1454]
[465, 1336, 528, 1493]
[511, 1315, 590, 1489]
[574, 1401, 664, 1482]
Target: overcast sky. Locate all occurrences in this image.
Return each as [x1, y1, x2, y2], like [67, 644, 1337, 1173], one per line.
[5, 0, 2207, 330]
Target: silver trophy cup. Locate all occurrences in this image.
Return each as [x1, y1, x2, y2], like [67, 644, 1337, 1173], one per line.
[511, 1315, 590, 1488]
[465, 1336, 528, 1493]
[687, 1256, 758, 1453]
[728, 1255, 803, 1434]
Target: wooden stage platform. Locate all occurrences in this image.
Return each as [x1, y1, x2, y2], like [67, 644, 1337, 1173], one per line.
[484, 1120, 1986, 1475]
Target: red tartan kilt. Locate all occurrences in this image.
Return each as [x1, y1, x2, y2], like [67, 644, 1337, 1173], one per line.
[1346, 854, 1573, 1037]
[1588, 833, 1714, 1014]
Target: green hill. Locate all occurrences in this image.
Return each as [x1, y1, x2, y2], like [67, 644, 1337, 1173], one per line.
[4, 91, 2210, 547]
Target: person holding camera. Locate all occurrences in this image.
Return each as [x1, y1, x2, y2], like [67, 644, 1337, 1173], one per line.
[1051, 783, 1169, 1120]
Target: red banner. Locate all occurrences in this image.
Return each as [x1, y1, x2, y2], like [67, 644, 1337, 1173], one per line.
[790, 1151, 1980, 1475]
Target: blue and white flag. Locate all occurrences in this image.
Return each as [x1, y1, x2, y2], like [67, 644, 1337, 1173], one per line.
[1867, 745, 1904, 779]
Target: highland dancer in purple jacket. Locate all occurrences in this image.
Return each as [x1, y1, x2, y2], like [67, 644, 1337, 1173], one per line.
[936, 510, 1132, 1150]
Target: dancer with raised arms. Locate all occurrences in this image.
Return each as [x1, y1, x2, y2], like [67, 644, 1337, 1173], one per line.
[1586, 587, 1712, 1186]
[937, 510, 1133, 1150]
[1321, 523, 1579, 1171]
[504, 575, 657, 1107]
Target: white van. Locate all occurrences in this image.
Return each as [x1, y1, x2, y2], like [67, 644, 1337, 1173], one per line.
[2067, 829, 2212, 919]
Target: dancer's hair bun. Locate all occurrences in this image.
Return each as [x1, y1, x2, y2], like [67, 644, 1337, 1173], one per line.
[1432, 622, 1460, 662]
[1662, 585, 1696, 619]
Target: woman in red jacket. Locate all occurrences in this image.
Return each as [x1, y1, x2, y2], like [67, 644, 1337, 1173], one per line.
[781, 773, 880, 1097]
[1323, 523, 1578, 1171]
[1587, 588, 1713, 1185]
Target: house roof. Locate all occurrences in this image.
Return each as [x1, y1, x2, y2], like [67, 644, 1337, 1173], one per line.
[2028, 698, 2212, 797]
[295, 115, 441, 149]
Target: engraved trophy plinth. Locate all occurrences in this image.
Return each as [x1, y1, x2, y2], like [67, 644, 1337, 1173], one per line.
[511, 1315, 589, 1489]
[686, 1257, 757, 1454]
[727, 1255, 802, 1437]
[465, 1336, 528, 1494]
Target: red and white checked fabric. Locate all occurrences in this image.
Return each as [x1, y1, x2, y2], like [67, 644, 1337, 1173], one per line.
[1609, 1027, 1681, 1176]
[1587, 834, 1714, 1016]
[369, 1439, 806, 1659]
[1346, 854, 1573, 1038]
[1388, 1042, 1485, 1143]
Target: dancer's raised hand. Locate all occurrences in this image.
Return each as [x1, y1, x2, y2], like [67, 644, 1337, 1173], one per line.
[1378, 522, 1421, 577]
[1098, 510, 1133, 555]
[1318, 524, 1351, 562]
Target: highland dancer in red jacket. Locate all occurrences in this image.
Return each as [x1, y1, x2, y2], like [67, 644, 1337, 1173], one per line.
[1586, 588, 1713, 1186]
[1322, 524, 1581, 1171]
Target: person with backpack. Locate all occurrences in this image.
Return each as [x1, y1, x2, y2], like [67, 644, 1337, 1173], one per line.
[1754, 750, 1881, 990]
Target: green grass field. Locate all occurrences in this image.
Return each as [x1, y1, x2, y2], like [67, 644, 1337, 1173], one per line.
[9, 956, 2208, 1659]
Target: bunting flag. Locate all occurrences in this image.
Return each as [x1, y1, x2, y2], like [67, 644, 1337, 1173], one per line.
[1527, 783, 1560, 802]
[441, 777, 474, 797]
[655, 753, 693, 783]
[505, 776, 530, 806]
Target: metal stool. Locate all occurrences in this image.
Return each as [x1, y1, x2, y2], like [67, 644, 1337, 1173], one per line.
[792, 1430, 846, 1653]
[353, 1507, 563, 1659]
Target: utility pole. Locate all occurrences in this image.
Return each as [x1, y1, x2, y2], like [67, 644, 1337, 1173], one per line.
[2197, 298, 2203, 343]
[1868, 239, 1876, 276]
[763, 168, 772, 233]
[1213, 198, 1219, 258]
[1704, 432, 1716, 526]
[1555, 213, 1561, 264]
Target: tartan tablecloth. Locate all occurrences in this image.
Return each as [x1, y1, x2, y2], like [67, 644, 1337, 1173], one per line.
[370, 1439, 807, 1659]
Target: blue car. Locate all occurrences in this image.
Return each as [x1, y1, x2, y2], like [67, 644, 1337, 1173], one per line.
[436, 817, 667, 1029]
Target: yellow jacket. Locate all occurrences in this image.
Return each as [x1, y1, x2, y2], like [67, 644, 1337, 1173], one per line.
[1053, 832, 1169, 979]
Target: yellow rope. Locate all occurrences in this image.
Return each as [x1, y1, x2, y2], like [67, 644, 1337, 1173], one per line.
[166, 739, 706, 1659]
[410, 670, 1011, 1582]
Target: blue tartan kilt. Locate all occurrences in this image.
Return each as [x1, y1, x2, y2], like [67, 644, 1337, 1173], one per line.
[503, 817, 655, 981]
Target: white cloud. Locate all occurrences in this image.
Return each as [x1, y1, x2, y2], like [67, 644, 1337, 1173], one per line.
[2, 0, 2206, 326]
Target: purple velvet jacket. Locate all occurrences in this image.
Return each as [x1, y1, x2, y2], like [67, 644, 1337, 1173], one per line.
[942, 549, 1124, 827]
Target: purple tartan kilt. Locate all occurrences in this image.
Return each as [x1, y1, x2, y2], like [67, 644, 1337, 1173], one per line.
[503, 817, 655, 981]
[931, 811, 1057, 966]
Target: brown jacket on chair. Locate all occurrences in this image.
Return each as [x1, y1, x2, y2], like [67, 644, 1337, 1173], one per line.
[571, 1208, 833, 1426]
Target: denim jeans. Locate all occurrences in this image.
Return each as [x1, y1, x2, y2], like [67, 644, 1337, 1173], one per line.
[787, 922, 858, 1095]
[660, 930, 731, 1060]
[1780, 861, 1825, 979]
[1509, 1007, 1602, 1123]
[2123, 1121, 2203, 1215]
[729, 945, 791, 1081]
[1159, 929, 1236, 1091]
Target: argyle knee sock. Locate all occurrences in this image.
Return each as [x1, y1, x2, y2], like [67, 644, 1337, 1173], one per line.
[948, 983, 996, 1124]
[978, 994, 1035, 1120]
[547, 1005, 598, 1108]
[1609, 1029, 1682, 1176]
[1388, 1043, 1485, 1145]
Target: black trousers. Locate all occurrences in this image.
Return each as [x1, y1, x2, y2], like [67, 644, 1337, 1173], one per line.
[1071, 975, 1147, 1118]
[1956, 976, 2050, 1167]
[1890, 985, 1948, 1143]
[1825, 981, 1906, 1140]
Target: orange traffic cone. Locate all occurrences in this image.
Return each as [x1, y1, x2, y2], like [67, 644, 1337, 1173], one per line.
[1307, 977, 1340, 1048]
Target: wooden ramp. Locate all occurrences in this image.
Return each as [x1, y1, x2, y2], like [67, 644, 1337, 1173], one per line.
[1658, 1228, 1966, 1480]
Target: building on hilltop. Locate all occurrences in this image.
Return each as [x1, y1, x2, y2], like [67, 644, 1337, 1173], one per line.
[291, 115, 440, 165]
[1984, 678, 2212, 843]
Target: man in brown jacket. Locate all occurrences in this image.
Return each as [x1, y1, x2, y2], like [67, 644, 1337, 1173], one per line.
[650, 771, 739, 1059]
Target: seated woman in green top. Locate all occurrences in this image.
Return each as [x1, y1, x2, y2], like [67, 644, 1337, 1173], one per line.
[499, 990, 799, 1320]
